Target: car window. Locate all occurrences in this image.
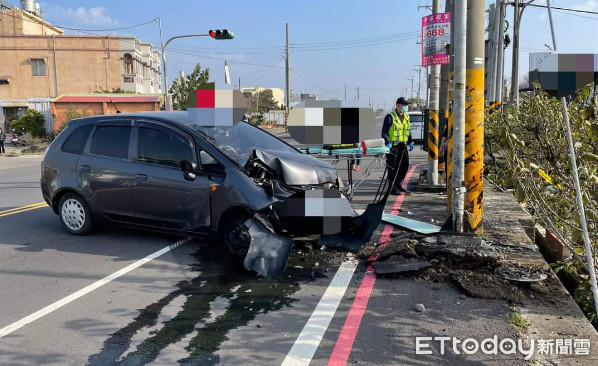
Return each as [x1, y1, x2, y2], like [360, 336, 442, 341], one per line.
[62, 124, 93, 154]
[137, 126, 195, 168]
[90, 126, 131, 159]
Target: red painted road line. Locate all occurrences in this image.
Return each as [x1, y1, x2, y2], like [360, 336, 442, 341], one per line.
[327, 163, 422, 366]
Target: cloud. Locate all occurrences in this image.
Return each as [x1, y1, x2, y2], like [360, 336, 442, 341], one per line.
[46, 6, 118, 27]
[573, 0, 598, 11]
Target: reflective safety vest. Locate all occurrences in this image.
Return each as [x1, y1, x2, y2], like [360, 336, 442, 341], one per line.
[388, 110, 410, 143]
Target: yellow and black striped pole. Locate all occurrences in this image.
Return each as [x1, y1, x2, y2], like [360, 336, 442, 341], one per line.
[464, 0, 485, 233]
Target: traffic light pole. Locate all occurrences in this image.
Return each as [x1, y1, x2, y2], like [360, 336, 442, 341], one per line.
[427, 0, 441, 186]
[464, 0, 485, 233]
[162, 34, 210, 111]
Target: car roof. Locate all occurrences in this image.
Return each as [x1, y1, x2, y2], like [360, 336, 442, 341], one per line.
[66, 111, 195, 130]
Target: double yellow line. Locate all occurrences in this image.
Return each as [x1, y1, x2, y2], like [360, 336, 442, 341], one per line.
[0, 202, 47, 218]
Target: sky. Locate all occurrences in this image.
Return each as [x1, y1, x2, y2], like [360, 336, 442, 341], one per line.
[32, 0, 598, 109]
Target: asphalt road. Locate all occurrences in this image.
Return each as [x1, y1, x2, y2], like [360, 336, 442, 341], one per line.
[0, 152, 375, 366]
[1, 134, 508, 365]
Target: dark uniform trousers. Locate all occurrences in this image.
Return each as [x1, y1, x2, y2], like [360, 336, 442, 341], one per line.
[386, 142, 409, 191]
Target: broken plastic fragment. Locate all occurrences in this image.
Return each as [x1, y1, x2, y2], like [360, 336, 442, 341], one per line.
[243, 215, 293, 279]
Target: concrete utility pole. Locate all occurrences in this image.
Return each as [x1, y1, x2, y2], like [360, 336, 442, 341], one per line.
[452, 0, 467, 232]
[486, 3, 498, 106]
[414, 65, 422, 102]
[547, 0, 557, 51]
[446, 0, 456, 213]
[408, 77, 414, 99]
[357, 86, 360, 100]
[238, 77, 241, 90]
[344, 83, 347, 100]
[495, 0, 506, 106]
[510, 0, 535, 106]
[285, 23, 290, 131]
[439, 0, 452, 115]
[427, 0, 442, 186]
[464, 0, 485, 233]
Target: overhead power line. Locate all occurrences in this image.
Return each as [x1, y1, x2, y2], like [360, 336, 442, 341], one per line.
[525, 3, 598, 15]
[290, 35, 420, 52]
[290, 30, 420, 47]
[0, 11, 159, 31]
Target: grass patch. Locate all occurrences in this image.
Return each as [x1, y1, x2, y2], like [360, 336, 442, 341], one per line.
[508, 311, 530, 331]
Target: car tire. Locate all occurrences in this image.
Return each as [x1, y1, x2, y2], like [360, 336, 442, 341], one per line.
[222, 210, 253, 257]
[59, 193, 93, 235]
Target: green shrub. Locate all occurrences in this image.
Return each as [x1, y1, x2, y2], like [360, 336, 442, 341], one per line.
[10, 109, 46, 138]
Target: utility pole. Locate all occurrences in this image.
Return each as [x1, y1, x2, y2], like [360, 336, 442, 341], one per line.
[414, 65, 422, 102]
[285, 23, 290, 131]
[547, 0, 557, 51]
[408, 77, 414, 99]
[357, 86, 360, 100]
[446, 0, 456, 213]
[486, 3, 498, 106]
[495, 0, 506, 106]
[344, 83, 347, 100]
[464, 0, 485, 233]
[238, 77, 241, 90]
[510, 0, 535, 106]
[452, 0, 467, 232]
[427, 0, 441, 186]
[439, 0, 452, 114]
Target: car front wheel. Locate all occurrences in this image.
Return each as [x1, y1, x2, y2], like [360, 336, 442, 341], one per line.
[223, 211, 253, 257]
[59, 193, 93, 235]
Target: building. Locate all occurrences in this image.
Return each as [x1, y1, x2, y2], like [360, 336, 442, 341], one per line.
[51, 93, 160, 131]
[290, 92, 318, 103]
[241, 87, 284, 108]
[529, 52, 598, 98]
[0, 5, 162, 132]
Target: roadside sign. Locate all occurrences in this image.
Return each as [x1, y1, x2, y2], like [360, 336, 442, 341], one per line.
[422, 13, 451, 66]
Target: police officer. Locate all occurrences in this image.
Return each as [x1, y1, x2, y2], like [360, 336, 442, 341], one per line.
[382, 97, 414, 194]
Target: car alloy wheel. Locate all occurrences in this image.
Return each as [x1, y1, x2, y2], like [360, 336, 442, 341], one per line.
[61, 198, 86, 231]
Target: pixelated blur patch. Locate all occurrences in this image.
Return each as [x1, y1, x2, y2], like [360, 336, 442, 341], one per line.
[288, 101, 377, 144]
[186, 82, 246, 126]
[280, 189, 355, 235]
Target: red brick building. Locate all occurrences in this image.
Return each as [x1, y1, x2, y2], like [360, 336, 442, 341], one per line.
[51, 93, 161, 132]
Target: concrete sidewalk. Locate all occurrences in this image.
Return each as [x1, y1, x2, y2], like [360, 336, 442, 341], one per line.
[347, 161, 598, 365]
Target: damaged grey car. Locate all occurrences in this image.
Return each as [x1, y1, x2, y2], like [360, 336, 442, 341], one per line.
[41, 112, 383, 278]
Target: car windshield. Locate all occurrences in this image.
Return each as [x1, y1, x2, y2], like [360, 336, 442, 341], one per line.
[193, 122, 298, 165]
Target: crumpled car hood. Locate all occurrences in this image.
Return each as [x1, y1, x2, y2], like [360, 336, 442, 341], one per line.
[246, 149, 338, 185]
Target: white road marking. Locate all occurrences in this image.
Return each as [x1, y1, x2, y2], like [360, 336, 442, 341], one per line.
[281, 260, 358, 366]
[0, 237, 192, 338]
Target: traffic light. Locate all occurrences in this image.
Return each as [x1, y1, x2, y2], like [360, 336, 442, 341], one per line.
[209, 29, 235, 40]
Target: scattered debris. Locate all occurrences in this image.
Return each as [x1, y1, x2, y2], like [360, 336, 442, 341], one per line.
[381, 214, 442, 234]
[415, 304, 426, 312]
[496, 266, 548, 283]
[372, 256, 432, 276]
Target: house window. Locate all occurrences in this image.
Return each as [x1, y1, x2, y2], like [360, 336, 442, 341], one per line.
[31, 59, 46, 76]
[123, 53, 133, 74]
[124, 76, 134, 83]
[0, 79, 9, 85]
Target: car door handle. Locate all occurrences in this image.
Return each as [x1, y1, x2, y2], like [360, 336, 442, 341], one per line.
[79, 165, 91, 173]
[135, 174, 148, 182]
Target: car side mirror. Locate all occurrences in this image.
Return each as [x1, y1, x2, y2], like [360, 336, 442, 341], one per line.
[181, 160, 198, 173]
[181, 160, 197, 182]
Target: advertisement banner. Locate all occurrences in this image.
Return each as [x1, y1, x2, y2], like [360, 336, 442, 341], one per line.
[422, 13, 451, 66]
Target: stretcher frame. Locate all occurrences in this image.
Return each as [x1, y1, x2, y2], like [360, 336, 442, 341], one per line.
[299, 147, 388, 200]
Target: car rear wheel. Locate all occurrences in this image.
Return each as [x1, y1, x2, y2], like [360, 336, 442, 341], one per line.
[59, 193, 93, 235]
[223, 211, 253, 257]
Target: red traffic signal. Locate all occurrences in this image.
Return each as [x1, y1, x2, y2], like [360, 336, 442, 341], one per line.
[208, 29, 235, 40]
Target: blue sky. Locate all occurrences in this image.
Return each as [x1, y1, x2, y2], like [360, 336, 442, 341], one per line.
[36, 0, 598, 109]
